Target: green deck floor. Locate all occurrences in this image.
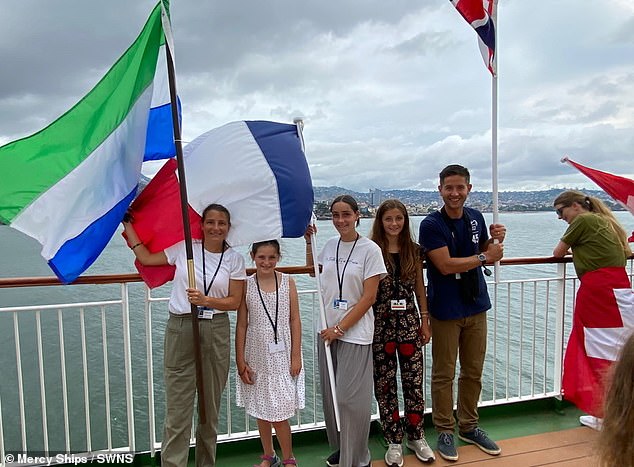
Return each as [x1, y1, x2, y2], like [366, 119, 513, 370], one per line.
[128, 398, 584, 467]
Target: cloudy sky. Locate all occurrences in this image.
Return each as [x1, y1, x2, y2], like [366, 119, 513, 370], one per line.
[1, 0, 633, 192]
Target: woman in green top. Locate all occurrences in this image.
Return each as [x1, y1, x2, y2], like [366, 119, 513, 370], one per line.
[553, 190, 633, 431]
[553, 191, 631, 276]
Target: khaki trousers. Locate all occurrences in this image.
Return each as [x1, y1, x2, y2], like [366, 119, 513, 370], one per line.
[430, 311, 487, 433]
[161, 313, 230, 467]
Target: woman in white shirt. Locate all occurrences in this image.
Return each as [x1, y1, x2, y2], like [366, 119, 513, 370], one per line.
[305, 195, 386, 467]
[124, 203, 246, 467]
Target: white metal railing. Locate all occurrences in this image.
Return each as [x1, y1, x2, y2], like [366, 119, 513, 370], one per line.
[0, 257, 632, 465]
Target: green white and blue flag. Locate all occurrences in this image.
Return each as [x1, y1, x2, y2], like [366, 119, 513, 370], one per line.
[0, 2, 173, 283]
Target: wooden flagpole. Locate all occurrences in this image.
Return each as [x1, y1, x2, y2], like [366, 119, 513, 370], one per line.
[160, 2, 207, 424]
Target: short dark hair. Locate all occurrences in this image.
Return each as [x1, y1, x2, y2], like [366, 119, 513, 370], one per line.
[439, 164, 470, 185]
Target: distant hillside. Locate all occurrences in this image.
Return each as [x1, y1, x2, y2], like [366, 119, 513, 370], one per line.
[313, 186, 625, 212]
[136, 178, 624, 213]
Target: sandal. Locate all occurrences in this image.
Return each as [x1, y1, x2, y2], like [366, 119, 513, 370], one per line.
[254, 453, 281, 467]
[282, 458, 297, 465]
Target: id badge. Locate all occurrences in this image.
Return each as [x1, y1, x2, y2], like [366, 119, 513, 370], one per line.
[333, 299, 348, 311]
[197, 306, 215, 320]
[390, 299, 407, 311]
[268, 341, 286, 354]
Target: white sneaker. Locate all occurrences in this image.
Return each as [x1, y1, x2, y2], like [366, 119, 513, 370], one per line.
[579, 415, 603, 431]
[384, 443, 403, 467]
[406, 437, 436, 463]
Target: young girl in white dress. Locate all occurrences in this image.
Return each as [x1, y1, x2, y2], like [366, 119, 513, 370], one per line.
[236, 240, 305, 467]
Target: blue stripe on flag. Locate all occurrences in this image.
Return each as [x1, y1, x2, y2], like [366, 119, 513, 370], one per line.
[143, 98, 180, 161]
[48, 188, 138, 283]
[475, 21, 495, 51]
[246, 121, 314, 237]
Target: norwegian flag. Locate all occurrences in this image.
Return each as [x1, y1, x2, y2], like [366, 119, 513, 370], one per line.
[563, 157, 634, 218]
[450, 0, 497, 75]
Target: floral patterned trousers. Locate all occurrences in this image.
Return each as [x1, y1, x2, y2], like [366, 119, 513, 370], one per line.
[372, 305, 426, 444]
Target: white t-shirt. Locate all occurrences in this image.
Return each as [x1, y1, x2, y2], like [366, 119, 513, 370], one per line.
[165, 240, 247, 314]
[318, 235, 386, 345]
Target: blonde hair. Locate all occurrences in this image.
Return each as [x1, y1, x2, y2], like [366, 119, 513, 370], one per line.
[553, 190, 632, 257]
[598, 332, 634, 466]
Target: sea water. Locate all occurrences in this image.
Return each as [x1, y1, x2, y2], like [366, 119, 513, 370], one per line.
[0, 211, 632, 452]
[2, 211, 632, 280]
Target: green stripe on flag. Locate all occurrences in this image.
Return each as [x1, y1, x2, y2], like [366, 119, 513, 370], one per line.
[0, 3, 164, 224]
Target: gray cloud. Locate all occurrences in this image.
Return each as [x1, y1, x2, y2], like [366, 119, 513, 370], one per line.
[1, 0, 633, 194]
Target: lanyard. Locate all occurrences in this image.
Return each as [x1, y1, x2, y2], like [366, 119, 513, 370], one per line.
[440, 207, 475, 257]
[391, 252, 401, 299]
[335, 233, 359, 301]
[202, 241, 225, 296]
[255, 272, 279, 344]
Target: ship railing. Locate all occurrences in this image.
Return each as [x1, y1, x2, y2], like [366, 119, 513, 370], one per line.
[0, 256, 632, 464]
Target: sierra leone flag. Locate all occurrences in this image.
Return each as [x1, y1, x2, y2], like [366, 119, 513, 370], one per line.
[0, 2, 172, 283]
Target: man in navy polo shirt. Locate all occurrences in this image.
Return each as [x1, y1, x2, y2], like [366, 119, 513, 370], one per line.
[418, 164, 506, 462]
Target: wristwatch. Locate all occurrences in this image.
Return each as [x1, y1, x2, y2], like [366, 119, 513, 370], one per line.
[477, 253, 487, 265]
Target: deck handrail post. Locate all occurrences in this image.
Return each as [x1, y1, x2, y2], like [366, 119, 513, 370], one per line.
[0, 384, 5, 467]
[145, 286, 157, 457]
[122, 283, 136, 451]
[553, 262, 567, 397]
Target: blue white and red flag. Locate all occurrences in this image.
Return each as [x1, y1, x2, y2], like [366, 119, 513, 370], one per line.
[143, 37, 181, 161]
[127, 120, 314, 288]
[450, 0, 497, 75]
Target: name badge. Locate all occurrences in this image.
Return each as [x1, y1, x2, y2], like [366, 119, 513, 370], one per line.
[390, 299, 407, 311]
[268, 341, 286, 354]
[197, 306, 215, 320]
[333, 299, 348, 311]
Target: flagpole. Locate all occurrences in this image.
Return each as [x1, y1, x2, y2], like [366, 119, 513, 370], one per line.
[294, 116, 341, 431]
[160, 3, 207, 424]
[307, 213, 342, 432]
[491, 1, 500, 280]
[491, 70, 500, 280]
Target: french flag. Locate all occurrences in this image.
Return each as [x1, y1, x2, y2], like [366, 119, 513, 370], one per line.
[127, 120, 314, 288]
[451, 0, 497, 75]
[144, 38, 180, 161]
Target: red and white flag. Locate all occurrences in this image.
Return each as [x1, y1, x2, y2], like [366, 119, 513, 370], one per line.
[450, 0, 497, 75]
[563, 156, 634, 217]
[562, 268, 634, 416]
[563, 156, 634, 242]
